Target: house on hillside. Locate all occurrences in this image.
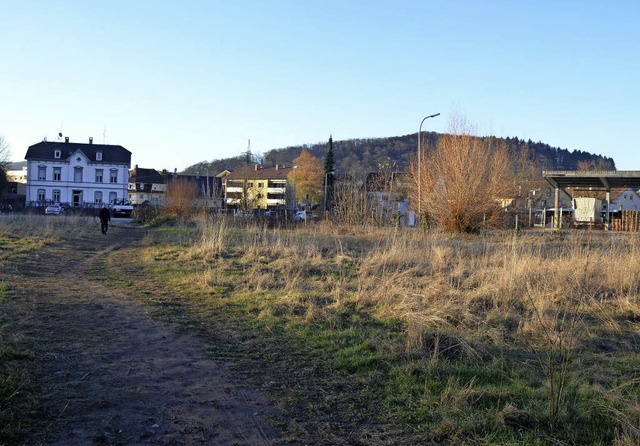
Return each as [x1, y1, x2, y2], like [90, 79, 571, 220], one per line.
[609, 188, 640, 213]
[222, 165, 292, 210]
[528, 186, 574, 228]
[128, 166, 166, 205]
[530, 186, 573, 210]
[24, 137, 131, 208]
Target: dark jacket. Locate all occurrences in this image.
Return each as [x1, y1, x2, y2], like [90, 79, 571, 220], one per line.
[99, 207, 111, 222]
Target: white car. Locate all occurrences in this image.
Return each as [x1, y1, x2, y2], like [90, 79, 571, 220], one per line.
[234, 210, 254, 219]
[45, 204, 62, 215]
[293, 211, 314, 222]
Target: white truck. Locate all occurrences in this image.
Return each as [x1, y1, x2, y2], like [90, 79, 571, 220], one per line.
[573, 197, 603, 225]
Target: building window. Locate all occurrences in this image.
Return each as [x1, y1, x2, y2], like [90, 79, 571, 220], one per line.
[258, 182, 264, 188]
[54, 150, 61, 159]
[96, 151, 103, 161]
[53, 189, 61, 202]
[110, 169, 118, 183]
[53, 167, 61, 181]
[109, 192, 117, 204]
[38, 166, 46, 180]
[74, 167, 83, 183]
[95, 169, 103, 183]
[37, 189, 46, 202]
[95, 191, 103, 204]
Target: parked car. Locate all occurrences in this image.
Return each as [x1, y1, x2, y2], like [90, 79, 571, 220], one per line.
[234, 210, 254, 219]
[293, 210, 314, 222]
[45, 203, 62, 215]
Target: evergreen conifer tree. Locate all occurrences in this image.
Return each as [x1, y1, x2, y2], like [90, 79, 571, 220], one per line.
[324, 135, 335, 174]
[323, 135, 335, 213]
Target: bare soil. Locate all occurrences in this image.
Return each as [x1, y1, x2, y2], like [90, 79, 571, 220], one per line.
[4, 220, 278, 445]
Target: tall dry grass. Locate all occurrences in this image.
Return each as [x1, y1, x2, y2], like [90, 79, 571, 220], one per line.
[181, 220, 640, 436]
[188, 222, 640, 348]
[0, 213, 99, 244]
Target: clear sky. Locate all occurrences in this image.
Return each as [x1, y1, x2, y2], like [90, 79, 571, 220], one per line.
[2, 0, 638, 171]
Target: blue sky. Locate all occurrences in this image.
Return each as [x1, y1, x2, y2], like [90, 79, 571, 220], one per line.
[2, 1, 638, 171]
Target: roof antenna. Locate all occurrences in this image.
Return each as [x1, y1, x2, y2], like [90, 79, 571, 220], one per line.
[103, 125, 107, 144]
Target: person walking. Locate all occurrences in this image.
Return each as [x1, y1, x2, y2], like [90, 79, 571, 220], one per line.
[99, 206, 111, 235]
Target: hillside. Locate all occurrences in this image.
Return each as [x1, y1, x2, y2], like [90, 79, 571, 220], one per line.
[183, 133, 616, 177]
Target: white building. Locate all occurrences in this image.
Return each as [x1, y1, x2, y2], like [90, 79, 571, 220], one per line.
[7, 166, 28, 183]
[610, 188, 640, 212]
[24, 137, 132, 208]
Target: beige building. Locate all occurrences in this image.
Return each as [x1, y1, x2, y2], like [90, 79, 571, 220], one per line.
[223, 165, 292, 209]
[7, 166, 28, 183]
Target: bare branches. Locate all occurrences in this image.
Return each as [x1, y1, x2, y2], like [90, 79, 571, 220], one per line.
[411, 116, 514, 232]
[0, 136, 11, 170]
[163, 178, 198, 217]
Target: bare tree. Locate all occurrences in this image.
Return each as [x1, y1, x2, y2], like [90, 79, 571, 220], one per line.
[163, 178, 198, 218]
[576, 158, 615, 171]
[366, 160, 402, 225]
[0, 136, 11, 194]
[410, 115, 514, 232]
[332, 173, 371, 228]
[0, 136, 11, 170]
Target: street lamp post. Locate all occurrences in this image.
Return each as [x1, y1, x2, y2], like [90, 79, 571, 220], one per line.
[417, 113, 440, 220]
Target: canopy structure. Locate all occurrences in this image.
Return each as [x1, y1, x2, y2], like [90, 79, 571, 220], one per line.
[543, 170, 640, 228]
[543, 170, 640, 190]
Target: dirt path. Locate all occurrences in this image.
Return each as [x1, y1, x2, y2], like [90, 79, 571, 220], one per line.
[5, 220, 278, 445]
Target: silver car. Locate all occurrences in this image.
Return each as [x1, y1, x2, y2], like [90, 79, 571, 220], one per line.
[45, 204, 62, 215]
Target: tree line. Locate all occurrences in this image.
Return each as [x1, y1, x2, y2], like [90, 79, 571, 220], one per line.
[183, 132, 615, 179]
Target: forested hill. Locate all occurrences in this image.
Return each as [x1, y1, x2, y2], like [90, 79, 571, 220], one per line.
[183, 133, 616, 177]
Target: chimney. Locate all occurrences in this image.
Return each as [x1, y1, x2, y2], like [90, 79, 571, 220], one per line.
[255, 165, 259, 171]
[65, 137, 69, 143]
[275, 164, 279, 170]
[89, 137, 93, 144]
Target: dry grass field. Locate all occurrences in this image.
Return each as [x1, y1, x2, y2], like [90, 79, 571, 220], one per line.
[2, 212, 640, 444]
